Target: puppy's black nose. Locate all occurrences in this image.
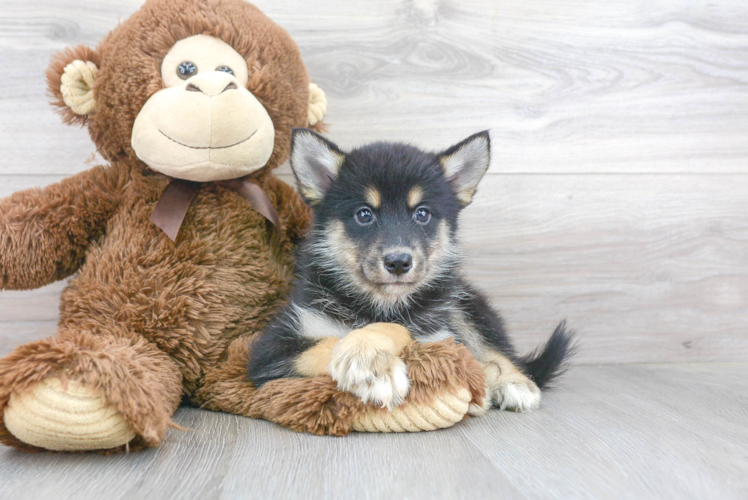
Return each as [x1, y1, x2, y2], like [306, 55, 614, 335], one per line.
[384, 253, 413, 276]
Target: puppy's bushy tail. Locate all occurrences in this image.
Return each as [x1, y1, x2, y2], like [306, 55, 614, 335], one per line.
[521, 321, 576, 389]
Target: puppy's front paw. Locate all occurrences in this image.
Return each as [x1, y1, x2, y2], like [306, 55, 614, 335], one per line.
[492, 380, 541, 412]
[329, 329, 410, 409]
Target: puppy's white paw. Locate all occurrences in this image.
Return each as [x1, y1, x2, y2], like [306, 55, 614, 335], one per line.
[330, 336, 410, 409]
[492, 380, 541, 412]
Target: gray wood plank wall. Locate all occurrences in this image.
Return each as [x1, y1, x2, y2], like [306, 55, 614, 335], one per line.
[0, 0, 746, 363]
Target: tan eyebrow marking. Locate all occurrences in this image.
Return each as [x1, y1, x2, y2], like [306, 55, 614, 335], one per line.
[407, 185, 423, 208]
[364, 186, 381, 209]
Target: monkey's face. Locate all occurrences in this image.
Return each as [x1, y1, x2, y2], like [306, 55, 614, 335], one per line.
[131, 35, 275, 182]
[46, 0, 324, 180]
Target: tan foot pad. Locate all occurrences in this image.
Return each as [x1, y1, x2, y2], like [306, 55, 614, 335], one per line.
[351, 387, 472, 432]
[4, 377, 135, 451]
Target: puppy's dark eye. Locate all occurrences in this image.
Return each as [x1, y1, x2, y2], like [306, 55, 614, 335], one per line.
[355, 208, 375, 225]
[216, 65, 234, 75]
[177, 61, 197, 79]
[414, 207, 431, 224]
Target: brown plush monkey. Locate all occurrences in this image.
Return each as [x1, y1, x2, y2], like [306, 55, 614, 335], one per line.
[0, 0, 484, 452]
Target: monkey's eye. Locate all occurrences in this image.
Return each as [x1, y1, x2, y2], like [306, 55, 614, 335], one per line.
[177, 61, 197, 80]
[414, 207, 431, 224]
[355, 208, 375, 225]
[216, 65, 234, 75]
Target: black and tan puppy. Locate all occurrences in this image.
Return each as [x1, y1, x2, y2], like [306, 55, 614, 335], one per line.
[248, 129, 574, 412]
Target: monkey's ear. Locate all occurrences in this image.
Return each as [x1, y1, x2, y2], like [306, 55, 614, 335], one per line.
[439, 131, 491, 207]
[290, 128, 345, 205]
[306, 83, 328, 133]
[47, 45, 101, 126]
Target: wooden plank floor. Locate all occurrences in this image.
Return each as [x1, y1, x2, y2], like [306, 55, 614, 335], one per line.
[1, 362, 746, 500]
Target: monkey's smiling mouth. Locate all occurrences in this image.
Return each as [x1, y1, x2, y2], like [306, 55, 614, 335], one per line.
[158, 129, 257, 150]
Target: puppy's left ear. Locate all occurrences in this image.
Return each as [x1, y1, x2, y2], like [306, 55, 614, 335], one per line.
[290, 128, 345, 205]
[439, 131, 491, 207]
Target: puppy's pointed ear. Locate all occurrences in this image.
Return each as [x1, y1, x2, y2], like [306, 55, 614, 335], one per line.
[47, 45, 101, 126]
[290, 128, 346, 205]
[439, 131, 491, 207]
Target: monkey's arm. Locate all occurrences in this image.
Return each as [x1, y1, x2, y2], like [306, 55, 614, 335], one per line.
[0, 165, 127, 290]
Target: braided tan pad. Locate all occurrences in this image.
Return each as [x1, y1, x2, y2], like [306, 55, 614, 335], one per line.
[352, 387, 472, 432]
[60, 60, 98, 115]
[307, 82, 327, 126]
[4, 377, 134, 451]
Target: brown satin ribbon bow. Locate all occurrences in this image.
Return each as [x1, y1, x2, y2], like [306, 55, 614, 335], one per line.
[150, 177, 281, 241]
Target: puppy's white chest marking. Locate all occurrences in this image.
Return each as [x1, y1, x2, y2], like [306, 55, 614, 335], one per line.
[295, 306, 350, 339]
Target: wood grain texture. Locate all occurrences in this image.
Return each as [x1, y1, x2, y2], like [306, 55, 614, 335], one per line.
[2, 0, 748, 175]
[1, 1, 747, 363]
[459, 174, 748, 363]
[1, 363, 746, 499]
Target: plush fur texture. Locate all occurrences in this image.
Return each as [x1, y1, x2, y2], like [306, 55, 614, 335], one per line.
[0, 0, 484, 452]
